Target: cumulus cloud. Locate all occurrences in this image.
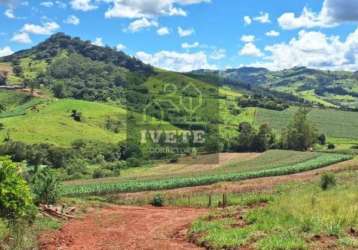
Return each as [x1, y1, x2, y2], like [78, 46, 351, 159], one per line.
[240, 43, 263, 57]
[104, 0, 209, 19]
[181, 42, 199, 49]
[128, 18, 158, 32]
[241, 35, 255, 43]
[21, 22, 60, 35]
[64, 15, 80, 25]
[70, 0, 97, 11]
[252, 29, 358, 71]
[116, 43, 126, 51]
[178, 27, 194, 37]
[265, 30, 280, 37]
[157, 27, 170, 36]
[0, 46, 14, 57]
[92, 37, 104, 46]
[278, 0, 358, 30]
[135, 50, 215, 72]
[11, 32, 32, 44]
[243, 16, 252, 25]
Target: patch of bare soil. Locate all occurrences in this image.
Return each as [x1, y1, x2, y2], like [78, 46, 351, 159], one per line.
[39, 206, 207, 250]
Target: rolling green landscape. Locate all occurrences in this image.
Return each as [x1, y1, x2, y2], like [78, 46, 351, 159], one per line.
[0, 33, 357, 250]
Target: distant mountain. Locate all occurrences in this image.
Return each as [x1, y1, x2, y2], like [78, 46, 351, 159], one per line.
[191, 66, 358, 110]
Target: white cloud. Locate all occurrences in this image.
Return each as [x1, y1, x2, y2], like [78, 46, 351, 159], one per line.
[244, 16, 252, 25]
[135, 50, 215, 72]
[0, 46, 13, 57]
[178, 26, 194, 37]
[4, 8, 15, 18]
[116, 43, 126, 51]
[278, 7, 334, 30]
[241, 35, 255, 43]
[128, 18, 158, 32]
[64, 15, 80, 25]
[240, 42, 263, 57]
[253, 12, 270, 23]
[277, 0, 358, 30]
[92, 37, 104, 47]
[104, 0, 209, 19]
[251, 29, 358, 71]
[70, 0, 97, 11]
[210, 48, 226, 60]
[265, 30, 280, 37]
[40, 1, 54, 7]
[157, 27, 170, 36]
[181, 42, 199, 49]
[11, 32, 32, 44]
[21, 22, 60, 35]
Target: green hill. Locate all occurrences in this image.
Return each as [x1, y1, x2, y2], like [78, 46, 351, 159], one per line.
[191, 67, 358, 110]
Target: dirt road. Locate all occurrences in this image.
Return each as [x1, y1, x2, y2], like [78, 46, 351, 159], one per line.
[39, 206, 207, 250]
[39, 159, 357, 250]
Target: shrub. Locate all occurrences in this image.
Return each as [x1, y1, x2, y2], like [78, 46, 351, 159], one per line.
[92, 168, 113, 179]
[31, 168, 61, 205]
[0, 157, 35, 222]
[320, 173, 336, 190]
[328, 144, 336, 150]
[127, 157, 141, 168]
[150, 195, 164, 207]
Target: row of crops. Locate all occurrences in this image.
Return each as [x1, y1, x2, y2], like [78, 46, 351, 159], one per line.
[61, 153, 352, 196]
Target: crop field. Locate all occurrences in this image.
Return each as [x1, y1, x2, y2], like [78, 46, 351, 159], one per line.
[255, 107, 358, 141]
[61, 151, 351, 196]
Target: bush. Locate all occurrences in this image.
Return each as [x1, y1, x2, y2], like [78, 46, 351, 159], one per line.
[92, 168, 113, 179]
[150, 195, 164, 207]
[320, 173, 336, 190]
[328, 144, 336, 150]
[31, 168, 61, 205]
[127, 157, 142, 168]
[0, 157, 35, 222]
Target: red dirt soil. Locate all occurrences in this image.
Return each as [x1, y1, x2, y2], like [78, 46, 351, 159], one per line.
[39, 159, 357, 250]
[39, 206, 207, 250]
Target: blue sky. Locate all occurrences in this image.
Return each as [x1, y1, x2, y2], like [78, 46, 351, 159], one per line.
[0, 0, 358, 72]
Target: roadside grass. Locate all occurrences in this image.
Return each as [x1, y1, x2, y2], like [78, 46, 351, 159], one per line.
[0, 216, 61, 250]
[189, 170, 358, 250]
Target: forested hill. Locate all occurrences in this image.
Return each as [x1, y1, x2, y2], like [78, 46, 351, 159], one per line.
[190, 67, 358, 110]
[1, 32, 153, 75]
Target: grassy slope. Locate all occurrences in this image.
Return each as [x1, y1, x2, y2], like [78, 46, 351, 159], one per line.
[0, 97, 127, 146]
[189, 166, 358, 249]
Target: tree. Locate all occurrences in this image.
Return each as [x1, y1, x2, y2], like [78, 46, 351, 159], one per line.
[30, 168, 61, 205]
[236, 122, 256, 151]
[251, 124, 275, 152]
[318, 134, 326, 145]
[52, 82, 66, 98]
[0, 157, 35, 222]
[282, 108, 317, 151]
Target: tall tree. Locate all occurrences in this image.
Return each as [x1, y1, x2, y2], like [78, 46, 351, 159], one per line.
[282, 108, 317, 151]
